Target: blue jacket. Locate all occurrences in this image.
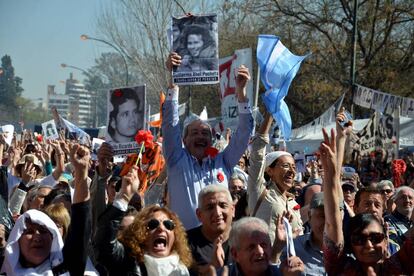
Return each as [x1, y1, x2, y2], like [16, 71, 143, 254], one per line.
[162, 86, 253, 229]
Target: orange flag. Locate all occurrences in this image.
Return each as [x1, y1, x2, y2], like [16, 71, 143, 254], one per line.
[149, 91, 166, 128]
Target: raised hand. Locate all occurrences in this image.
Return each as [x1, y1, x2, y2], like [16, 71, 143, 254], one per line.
[97, 142, 113, 177]
[21, 162, 37, 184]
[69, 144, 90, 180]
[166, 52, 182, 72]
[235, 65, 250, 102]
[119, 165, 139, 201]
[336, 107, 353, 139]
[319, 128, 337, 177]
[280, 256, 305, 275]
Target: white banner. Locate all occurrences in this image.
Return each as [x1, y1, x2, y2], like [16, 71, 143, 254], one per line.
[219, 48, 253, 131]
[354, 84, 413, 118]
[291, 94, 344, 139]
[349, 112, 398, 161]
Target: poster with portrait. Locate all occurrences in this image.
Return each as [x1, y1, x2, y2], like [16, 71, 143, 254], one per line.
[41, 120, 59, 140]
[106, 85, 146, 156]
[171, 14, 219, 85]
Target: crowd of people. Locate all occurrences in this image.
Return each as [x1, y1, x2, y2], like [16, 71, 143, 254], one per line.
[0, 52, 413, 276]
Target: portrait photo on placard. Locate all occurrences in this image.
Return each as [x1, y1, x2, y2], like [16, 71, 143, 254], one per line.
[106, 86, 146, 155]
[41, 120, 59, 140]
[171, 14, 219, 85]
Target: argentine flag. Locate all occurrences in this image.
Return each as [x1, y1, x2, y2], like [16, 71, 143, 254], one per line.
[257, 35, 309, 140]
[61, 118, 90, 144]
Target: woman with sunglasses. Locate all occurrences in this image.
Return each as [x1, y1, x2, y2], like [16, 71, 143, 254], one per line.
[320, 124, 414, 275]
[94, 166, 192, 275]
[377, 180, 395, 214]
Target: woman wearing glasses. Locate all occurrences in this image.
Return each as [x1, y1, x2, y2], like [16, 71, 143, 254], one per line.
[94, 166, 192, 275]
[247, 112, 303, 244]
[320, 115, 414, 275]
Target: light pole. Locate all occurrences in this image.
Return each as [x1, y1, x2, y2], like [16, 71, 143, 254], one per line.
[80, 34, 129, 86]
[60, 63, 89, 76]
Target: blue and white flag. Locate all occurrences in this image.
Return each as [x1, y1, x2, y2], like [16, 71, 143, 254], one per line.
[257, 35, 309, 139]
[61, 118, 90, 144]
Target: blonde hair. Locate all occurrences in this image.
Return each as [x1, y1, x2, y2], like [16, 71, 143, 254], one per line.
[118, 205, 192, 267]
[43, 203, 71, 240]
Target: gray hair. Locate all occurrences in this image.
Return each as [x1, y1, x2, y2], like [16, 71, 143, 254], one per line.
[197, 184, 232, 209]
[392, 186, 414, 201]
[377, 180, 394, 191]
[228, 217, 269, 250]
[230, 173, 246, 184]
[182, 117, 212, 139]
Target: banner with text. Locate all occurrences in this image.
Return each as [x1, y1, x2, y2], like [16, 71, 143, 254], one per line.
[349, 112, 398, 162]
[219, 48, 253, 131]
[354, 84, 414, 118]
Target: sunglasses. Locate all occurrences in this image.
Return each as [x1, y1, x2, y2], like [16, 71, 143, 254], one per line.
[351, 232, 385, 246]
[381, 189, 393, 194]
[147, 219, 175, 231]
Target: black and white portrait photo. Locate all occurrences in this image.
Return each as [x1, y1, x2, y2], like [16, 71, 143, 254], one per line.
[172, 14, 219, 85]
[106, 86, 146, 155]
[42, 120, 59, 140]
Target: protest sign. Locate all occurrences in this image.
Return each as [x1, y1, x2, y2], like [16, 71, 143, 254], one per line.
[349, 112, 398, 162]
[91, 138, 105, 161]
[41, 120, 59, 140]
[0, 125, 14, 146]
[106, 86, 146, 156]
[172, 14, 219, 85]
[219, 48, 253, 131]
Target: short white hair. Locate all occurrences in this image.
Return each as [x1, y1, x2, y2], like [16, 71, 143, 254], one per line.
[393, 186, 414, 201]
[197, 184, 232, 209]
[228, 217, 269, 250]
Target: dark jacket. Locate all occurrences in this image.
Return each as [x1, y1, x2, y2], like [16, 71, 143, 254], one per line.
[94, 204, 146, 276]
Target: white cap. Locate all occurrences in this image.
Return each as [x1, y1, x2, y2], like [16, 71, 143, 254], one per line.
[265, 151, 292, 168]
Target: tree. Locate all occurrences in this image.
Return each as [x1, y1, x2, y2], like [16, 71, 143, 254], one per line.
[0, 55, 24, 120]
[95, 0, 218, 116]
[219, 0, 414, 126]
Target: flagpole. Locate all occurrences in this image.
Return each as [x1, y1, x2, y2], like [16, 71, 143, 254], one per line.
[350, 0, 358, 116]
[394, 106, 400, 159]
[254, 64, 260, 110]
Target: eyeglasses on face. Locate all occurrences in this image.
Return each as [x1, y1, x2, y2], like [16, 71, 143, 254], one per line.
[147, 219, 175, 231]
[277, 163, 296, 171]
[350, 232, 385, 246]
[381, 189, 393, 194]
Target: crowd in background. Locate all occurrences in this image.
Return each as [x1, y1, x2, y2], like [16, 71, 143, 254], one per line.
[0, 53, 412, 276]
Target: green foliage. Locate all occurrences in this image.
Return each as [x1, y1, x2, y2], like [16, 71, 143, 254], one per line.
[0, 55, 24, 115]
[218, 0, 414, 126]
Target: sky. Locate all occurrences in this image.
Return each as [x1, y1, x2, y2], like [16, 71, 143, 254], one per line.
[0, 0, 112, 101]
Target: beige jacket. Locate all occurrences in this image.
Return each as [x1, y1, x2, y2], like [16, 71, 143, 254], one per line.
[247, 133, 303, 243]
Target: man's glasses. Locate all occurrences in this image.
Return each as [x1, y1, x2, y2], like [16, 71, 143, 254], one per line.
[381, 189, 393, 194]
[350, 232, 385, 246]
[147, 219, 175, 231]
